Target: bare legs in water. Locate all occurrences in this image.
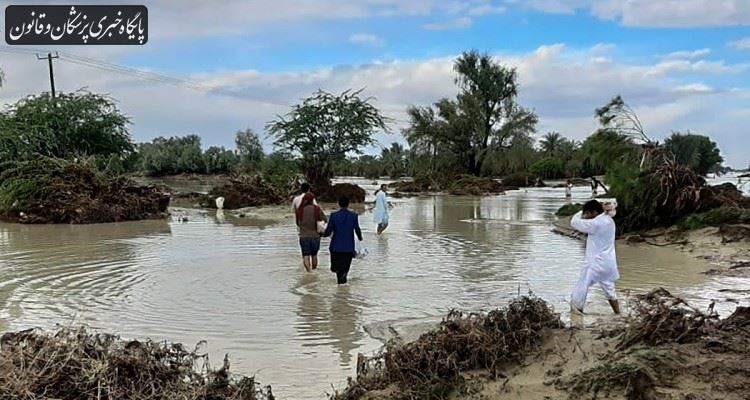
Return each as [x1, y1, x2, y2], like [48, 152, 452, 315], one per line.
[302, 255, 319, 272]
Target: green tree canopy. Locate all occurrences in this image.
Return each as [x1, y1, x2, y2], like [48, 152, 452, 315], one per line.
[539, 132, 564, 156]
[234, 128, 264, 170]
[664, 132, 723, 175]
[404, 50, 538, 177]
[0, 91, 133, 162]
[267, 89, 388, 187]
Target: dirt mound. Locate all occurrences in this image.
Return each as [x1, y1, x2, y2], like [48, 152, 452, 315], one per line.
[204, 174, 283, 209]
[0, 158, 170, 224]
[389, 179, 429, 193]
[0, 326, 273, 400]
[501, 172, 544, 188]
[317, 183, 366, 203]
[448, 175, 515, 196]
[331, 296, 561, 400]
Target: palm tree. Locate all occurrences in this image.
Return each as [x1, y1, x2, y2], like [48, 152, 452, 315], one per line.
[540, 131, 563, 156]
[381, 142, 407, 178]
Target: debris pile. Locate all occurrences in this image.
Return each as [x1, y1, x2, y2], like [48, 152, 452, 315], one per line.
[0, 158, 170, 224]
[0, 327, 274, 400]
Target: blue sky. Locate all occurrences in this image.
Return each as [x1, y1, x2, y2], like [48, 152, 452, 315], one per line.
[1, 0, 750, 167]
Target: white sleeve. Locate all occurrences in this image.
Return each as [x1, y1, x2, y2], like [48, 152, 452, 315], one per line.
[570, 211, 600, 234]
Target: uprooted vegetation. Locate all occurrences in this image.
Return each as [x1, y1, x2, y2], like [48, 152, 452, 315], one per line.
[330, 296, 562, 400]
[389, 174, 518, 196]
[0, 158, 170, 224]
[0, 327, 274, 400]
[560, 288, 750, 400]
[610, 158, 750, 234]
[317, 183, 367, 203]
[202, 174, 284, 209]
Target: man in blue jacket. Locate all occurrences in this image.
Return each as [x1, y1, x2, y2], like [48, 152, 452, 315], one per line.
[323, 196, 363, 284]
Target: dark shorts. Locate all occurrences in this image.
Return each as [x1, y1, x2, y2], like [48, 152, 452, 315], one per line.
[299, 237, 321, 256]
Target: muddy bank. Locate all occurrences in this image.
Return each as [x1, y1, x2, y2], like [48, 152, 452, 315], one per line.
[0, 159, 170, 224]
[203, 175, 284, 209]
[333, 289, 750, 400]
[0, 326, 274, 400]
[553, 211, 750, 279]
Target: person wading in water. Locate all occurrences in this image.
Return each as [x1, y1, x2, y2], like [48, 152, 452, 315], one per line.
[292, 182, 316, 213]
[323, 196, 363, 285]
[569, 199, 621, 315]
[373, 184, 389, 235]
[296, 192, 326, 272]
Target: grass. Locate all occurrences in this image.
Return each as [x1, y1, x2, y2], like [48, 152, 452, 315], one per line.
[677, 207, 750, 230]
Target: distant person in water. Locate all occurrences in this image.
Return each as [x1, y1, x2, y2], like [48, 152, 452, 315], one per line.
[323, 196, 363, 285]
[296, 192, 326, 272]
[570, 200, 620, 315]
[565, 180, 573, 199]
[373, 184, 389, 234]
[590, 178, 598, 197]
[292, 182, 317, 213]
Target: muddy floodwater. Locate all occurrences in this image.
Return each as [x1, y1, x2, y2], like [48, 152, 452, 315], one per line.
[0, 178, 747, 399]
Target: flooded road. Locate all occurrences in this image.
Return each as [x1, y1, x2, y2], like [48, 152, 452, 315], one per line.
[0, 180, 746, 399]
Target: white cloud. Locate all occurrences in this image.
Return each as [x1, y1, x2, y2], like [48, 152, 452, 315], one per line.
[2, 43, 749, 166]
[729, 37, 750, 50]
[467, 4, 507, 16]
[514, 0, 750, 27]
[349, 33, 385, 47]
[423, 16, 474, 30]
[661, 49, 712, 60]
[672, 83, 715, 95]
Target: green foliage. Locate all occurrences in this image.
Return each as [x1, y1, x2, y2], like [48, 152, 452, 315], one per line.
[581, 130, 638, 175]
[0, 91, 133, 162]
[664, 132, 723, 176]
[678, 207, 750, 230]
[138, 135, 209, 176]
[267, 89, 388, 187]
[530, 157, 565, 179]
[0, 158, 58, 211]
[260, 151, 299, 196]
[404, 50, 538, 177]
[556, 203, 582, 217]
[234, 129, 264, 170]
[381, 142, 408, 178]
[203, 146, 239, 174]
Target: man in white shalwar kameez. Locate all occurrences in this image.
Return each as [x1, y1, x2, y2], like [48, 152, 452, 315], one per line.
[570, 200, 621, 314]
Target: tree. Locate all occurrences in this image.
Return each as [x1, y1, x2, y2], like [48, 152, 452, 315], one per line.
[381, 142, 407, 178]
[234, 129, 264, 170]
[595, 95, 659, 169]
[581, 130, 638, 176]
[404, 51, 538, 177]
[138, 135, 205, 175]
[664, 132, 723, 176]
[203, 146, 239, 174]
[531, 157, 565, 179]
[539, 132, 564, 156]
[0, 91, 133, 162]
[267, 89, 388, 188]
[453, 50, 538, 175]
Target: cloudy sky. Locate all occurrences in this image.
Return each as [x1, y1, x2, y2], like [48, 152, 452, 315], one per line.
[1, 0, 749, 167]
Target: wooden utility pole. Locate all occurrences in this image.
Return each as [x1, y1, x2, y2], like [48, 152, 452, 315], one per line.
[36, 52, 59, 97]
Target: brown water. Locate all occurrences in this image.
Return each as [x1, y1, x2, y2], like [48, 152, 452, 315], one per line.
[0, 179, 745, 399]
